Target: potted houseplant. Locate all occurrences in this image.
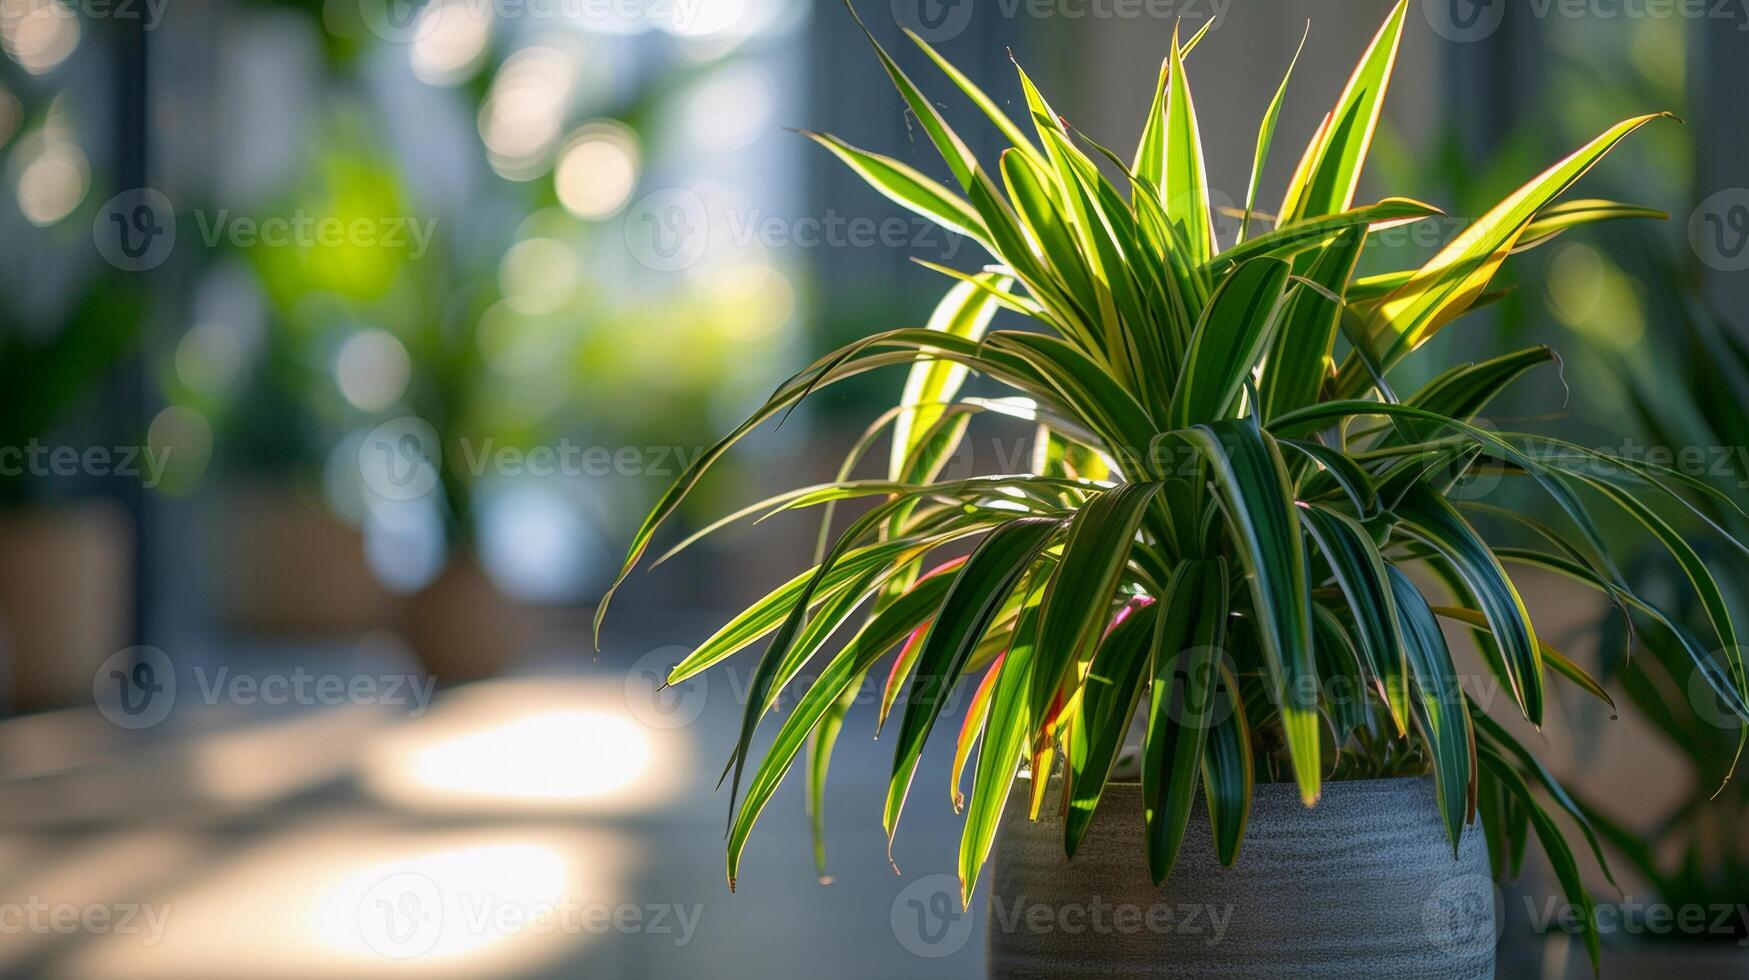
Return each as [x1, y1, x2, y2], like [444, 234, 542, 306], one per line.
[598, 4, 1749, 975]
[218, 111, 534, 681]
[0, 283, 139, 712]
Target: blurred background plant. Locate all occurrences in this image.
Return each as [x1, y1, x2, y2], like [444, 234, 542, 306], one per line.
[0, 10, 143, 712]
[1573, 230, 1749, 969]
[137, 0, 815, 652]
[1364, 11, 1749, 975]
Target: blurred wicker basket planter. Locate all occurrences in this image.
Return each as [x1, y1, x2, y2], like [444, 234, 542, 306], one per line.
[0, 500, 131, 711]
[403, 555, 531, 685]
[221, 486, 398, 636]
[989, 777, 1494, 979]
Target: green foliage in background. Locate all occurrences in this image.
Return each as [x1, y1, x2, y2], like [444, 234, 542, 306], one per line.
[0, 282, 141, 506]
[1580, 244, 1749, 944]
[1388, 16, 1749, 942]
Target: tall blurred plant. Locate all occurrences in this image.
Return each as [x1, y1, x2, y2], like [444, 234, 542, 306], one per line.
[1573, 242, 1749, 945]
[1390, 15, 1749, 942]
[184, 16, 798, 592]
[0, 283, 141, 505]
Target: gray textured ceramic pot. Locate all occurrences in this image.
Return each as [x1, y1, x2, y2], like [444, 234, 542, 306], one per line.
[988, 776, 1494, 979]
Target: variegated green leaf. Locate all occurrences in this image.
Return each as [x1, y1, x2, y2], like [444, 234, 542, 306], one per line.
[887, 518, 1063, 843]
[1278, 0, 1408, 224]
[1160, 421, 1320, 804]
[1163, 21, 1216, 267]
[891, 275, 1013, 480]
[1065, 598, 1161, 855]
[1387, 564, 1474, 852]
[1143, 559, 1228, 882]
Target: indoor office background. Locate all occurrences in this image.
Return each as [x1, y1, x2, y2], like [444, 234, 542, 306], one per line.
[0, 0, 1743, 976]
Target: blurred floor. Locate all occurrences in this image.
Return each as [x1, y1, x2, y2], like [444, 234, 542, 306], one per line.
[0, 617, 986, 979]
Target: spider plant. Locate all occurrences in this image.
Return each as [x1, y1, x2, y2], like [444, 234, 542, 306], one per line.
[596, 3, 1749, 968]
